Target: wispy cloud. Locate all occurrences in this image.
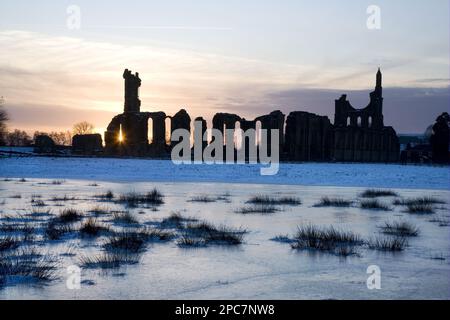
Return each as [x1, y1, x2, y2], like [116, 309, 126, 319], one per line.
[0, 30, 448, 134]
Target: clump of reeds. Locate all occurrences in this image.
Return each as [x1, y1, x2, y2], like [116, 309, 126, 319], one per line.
[117, 189, 164, 207]
[246, 195, 302, 206]
[314, 197, 352, 208]
[0, 249, 58, 285]
[393, 196, 445, 206]
[95, 190, 114, 200]
[360, 199, 390, 211]
[80, 218, 110, 237]
[360, 189, 398, 198]
[160, 212, 197, 229]
[367, 236, 407, 251]
[88, 205, 111, 215]
[112, 211, 138, 224]
[0, 236, 20, 252]
[51, 195, 77, 202]
[57, 208, 83, 222]
[80, 252, 140, 269]
[406, 204, 435, 214]
[291, 225, 363, 254]
[235, 204, 280, 214]
[188, 195, 218, 203]
[45, 220, 76, 240]
[380, 221, 419, 237]
[180, 221, 246, 246]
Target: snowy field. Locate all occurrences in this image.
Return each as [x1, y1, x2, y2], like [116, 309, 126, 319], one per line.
[0, 157, 449, 190]
[0, 158, 449, 300]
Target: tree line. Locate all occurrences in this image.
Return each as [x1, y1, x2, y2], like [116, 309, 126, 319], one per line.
[0, 97, 95, 147]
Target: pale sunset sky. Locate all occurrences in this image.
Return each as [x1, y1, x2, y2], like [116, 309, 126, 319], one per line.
[0, 0, 449, 135]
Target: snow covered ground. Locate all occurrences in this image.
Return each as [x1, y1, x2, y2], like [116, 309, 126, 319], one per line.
[0, 178, 449, 300]
[0, 158, 449, 300]
[0, 157, 449, 190]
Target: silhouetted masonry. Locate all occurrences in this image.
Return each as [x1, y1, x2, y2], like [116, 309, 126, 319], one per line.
[72, 134, 103, 155]
[105, 68, 399, 162]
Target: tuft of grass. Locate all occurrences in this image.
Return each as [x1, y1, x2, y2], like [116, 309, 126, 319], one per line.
[270, 235, 294, 243]
[160, 212, 197, 228]
[381, 221, 419, 237]
[118, 189, 164, 207]
[368, 236, 407, 251]
[51, 180, 65, 185]
[19, 178, 27, 182]
[291, 225, 362, 256]
[393, 196, 445, 206]
[235, 204, 279, 214]
[428, 217, 450, 227]
[177, 235, 206, 247]
[112, 211, 138, 224]
[9, 194, 22, 199]
[188, 195, 218, 203]
[28, 208, 52, 217]
[182, 221, 246, 246]
[103, 232, 147, 252]
[360, 200, 390, 211]
[88, 205, 111, 215]
[0, 236, 21, 252]
[51, 195, 77, 202]
[31, 199, 46, 207]
[45, 221, 76, 240]
[140, 228, 174, 242]
[80, 218, 110, 237]
[57, 208, 83, 222]
[247, 195, 302, 206]
[406, 204, 435, 214]
[314, 197, 352, 208]
[0, 249, 58, 285]
[80, 252, 140, 269]
[95, 190, 114, 200]
[360, 189, 398, 198]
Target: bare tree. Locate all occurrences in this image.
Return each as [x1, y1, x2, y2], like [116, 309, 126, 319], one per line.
[73, 121, 95, 135]
[49, 131, 72, 146]
[0, 97, 9, 146]
[6, 129, 32, 146]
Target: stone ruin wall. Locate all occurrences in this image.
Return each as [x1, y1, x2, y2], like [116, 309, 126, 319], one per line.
[104, 69, 400, 162]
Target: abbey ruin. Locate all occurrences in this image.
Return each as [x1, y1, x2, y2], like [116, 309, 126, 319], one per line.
[104, 68, 399, 162]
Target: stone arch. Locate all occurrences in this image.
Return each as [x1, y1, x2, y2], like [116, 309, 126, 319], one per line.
[368, 116, 373, 128]
[148, 117, 153, 144]
[165, 117, 171, 145]
[234, 121, 242, 150]
[256, 120, 262, 146]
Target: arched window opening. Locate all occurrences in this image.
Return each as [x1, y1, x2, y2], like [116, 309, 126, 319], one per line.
[148, 118, 153, 144]
[165, 117, 171, 145]
[256, 121, 262, 146]
[234, 121, 242, 150]
[118, 124, 124, 143]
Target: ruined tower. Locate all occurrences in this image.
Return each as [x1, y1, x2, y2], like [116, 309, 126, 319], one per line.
[123, 69, 141, 113]
[332, 68, 399, 162]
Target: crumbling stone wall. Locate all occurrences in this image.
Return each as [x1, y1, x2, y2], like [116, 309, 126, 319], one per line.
[105, 68, 400, 162]
[332, 69, 399, 162]
[284, 112, 333, 161]
[72, 134, 103, 155]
